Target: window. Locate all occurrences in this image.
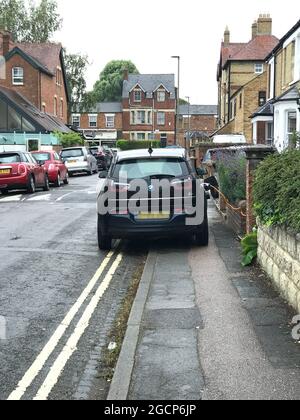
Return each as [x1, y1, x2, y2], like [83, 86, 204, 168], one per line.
[137, 133, 146, 140]
[137, 111, 146, 124]
[72, 114, 81, 128]
[233, 99, 237, 117]
[255, 63, 264, 74]
[266, 122, 274, 146]
[12, 67, 24, 85]
[54, 97, 58, 116]
[287, 111, 297, 145]
[157, 90, 166, 102]
[89, 115, 97, 128]
[106, 114, 115, 128]
[134, 90, 142, 102]
[56, 68, 62, 86]
[42, 104, 46, 113]
[239, 93, 243, 109]
[258, 91, 267, 107]
[60, 99, 64, 118]
[160, 133, 167, 147]
[147, 111, 152, 125]
[131, 111, 135, 124]
[157, 112, 165, 126]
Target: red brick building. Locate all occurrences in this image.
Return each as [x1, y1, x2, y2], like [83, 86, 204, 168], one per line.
[178, 105, 218, 147]
[0, 30, 70, 124]
[122, 73, 176, 145]
[71, 102, 123, 146]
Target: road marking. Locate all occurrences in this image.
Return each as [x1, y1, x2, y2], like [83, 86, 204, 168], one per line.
[56, 192, 74, 202]
[33, 253, 123, 400]
[27, 194, 52, 202]
[0, 195, 22, 202]
[7, 249, 117, 401]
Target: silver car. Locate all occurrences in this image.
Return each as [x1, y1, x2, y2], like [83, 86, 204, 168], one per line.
[60, 147, 98, 176]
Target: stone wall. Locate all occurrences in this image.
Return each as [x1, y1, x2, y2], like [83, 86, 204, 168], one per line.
[258, 223, 300, 313]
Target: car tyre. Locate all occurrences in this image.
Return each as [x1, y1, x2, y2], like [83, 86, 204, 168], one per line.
[0, 188, 9, 195]
[194, 218, 209, 246]
[97, 215, 112, 250]
[43, 174, 50, 191]
[54, 173, 61, 188]
[87, 166, 93, 176]
[63, 173, 69, 185]
[27, 175, 36, 194]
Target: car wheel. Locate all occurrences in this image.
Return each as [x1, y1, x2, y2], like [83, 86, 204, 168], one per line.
[97, 215, 112, 250]
[54, 173, 61, 188]
[87, 166, 93, 176]
[194, 218, 209, 246]
[63, 173, 69, 185]
[43, 175, 50, 191]
[0, 188, 9, 195]
[27, 175, 36, 194]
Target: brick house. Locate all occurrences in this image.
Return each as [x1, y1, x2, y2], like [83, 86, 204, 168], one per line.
[0, 30, 70, 124]
[252, 19, 300, 150]
[71, 103, 123, 146]
[216, 15, 279, 142]
[122, 73, 176, 145]
[178, 104, 217, 147]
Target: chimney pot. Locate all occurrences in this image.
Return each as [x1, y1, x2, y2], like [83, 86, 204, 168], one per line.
[224, 26, 230, 46]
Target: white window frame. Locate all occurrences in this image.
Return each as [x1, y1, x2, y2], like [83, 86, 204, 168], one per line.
[254, 63, 264, 74]
[287, 110, 297, 145]
[72, 114, 81, 128]
[157, 112, 165, 126]
[89, 114, 98, 128]
[12, 67, 24, 85]
[157, 90, 166, 102]
[136, 110, 146, 124]
[105, 114, 115, 128]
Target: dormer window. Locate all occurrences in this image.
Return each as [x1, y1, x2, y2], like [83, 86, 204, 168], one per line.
[12, 67, 24, 85]
[134, 89, 142, 102]
[157, 90, 166, 102]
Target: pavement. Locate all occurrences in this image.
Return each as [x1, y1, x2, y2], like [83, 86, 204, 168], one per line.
[108, 201, 300, 401]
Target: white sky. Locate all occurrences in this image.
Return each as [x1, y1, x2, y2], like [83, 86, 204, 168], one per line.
[54, 0, 299, 105]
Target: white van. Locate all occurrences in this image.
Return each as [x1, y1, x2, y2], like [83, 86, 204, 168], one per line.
[212, 134, 247, 144]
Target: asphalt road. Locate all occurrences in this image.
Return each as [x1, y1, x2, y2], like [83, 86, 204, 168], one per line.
[0, 174, 147, 400]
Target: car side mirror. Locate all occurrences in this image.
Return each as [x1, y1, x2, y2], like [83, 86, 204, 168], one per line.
[99, 171, 108, 179]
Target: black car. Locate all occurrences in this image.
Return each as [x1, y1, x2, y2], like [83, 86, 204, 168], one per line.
[90, 146, 113, 171]
[96, 148, 209, 250]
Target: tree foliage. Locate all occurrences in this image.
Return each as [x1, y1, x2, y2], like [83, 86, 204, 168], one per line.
[54, 132, 84, 148]
[92, 60, 139, 103]
[64, 51, 89, 110]
[0, 0, 62, 42]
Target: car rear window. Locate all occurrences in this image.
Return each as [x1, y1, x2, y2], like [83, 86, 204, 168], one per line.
[0, 153, 21, 163]
[32, 153, 51, 162]
[61, 149, 83, 158]
[112, 158, 190, 180]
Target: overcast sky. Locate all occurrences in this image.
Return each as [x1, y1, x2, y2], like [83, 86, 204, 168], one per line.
[54, 0, 298, 105]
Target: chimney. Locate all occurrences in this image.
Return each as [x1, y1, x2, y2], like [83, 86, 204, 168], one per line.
[123, 69, 128, 81]
[0, 30, 12, 56]
[257, 14, 272, 36]
[224, 26, 230, 46]
[252, 21, 258, 39]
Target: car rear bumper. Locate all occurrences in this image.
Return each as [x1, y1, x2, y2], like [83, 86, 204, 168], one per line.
[0, 174, 28, 190]
[66, 162, 89, 173]
[98, 214, 203, 239]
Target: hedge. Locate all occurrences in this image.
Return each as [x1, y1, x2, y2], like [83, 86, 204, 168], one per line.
[54, 132, 84, 148]
[253, 150, 300, 232]
[216, 151, 246, 204]
[116, 140, 161, 151]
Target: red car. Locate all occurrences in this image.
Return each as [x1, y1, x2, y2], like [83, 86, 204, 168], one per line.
[0, 151, 50, 194]
[31, 150, 69, 187]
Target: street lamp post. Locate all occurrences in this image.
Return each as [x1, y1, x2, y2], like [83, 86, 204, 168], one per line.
[185, 96, 191, 153]
[171, 56, 180, 146]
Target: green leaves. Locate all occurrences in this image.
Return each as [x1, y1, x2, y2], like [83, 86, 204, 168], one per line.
[253, 150, 300, 232]
[241, 231, 258, 267]
[0, 0, 62, 42]
[64, 51, 89, 109]
[54, 132, 84, 148]
[117, 140, 161, 151]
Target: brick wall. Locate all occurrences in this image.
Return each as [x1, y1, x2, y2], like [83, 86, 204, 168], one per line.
[41, 72, 68, 124]
[75, 112, 123, 130]
[258, 223, 300, 313]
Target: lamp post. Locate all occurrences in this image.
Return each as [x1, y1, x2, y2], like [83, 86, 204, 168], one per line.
[171, 55, 180, 145]
[185, 96, 191, 153]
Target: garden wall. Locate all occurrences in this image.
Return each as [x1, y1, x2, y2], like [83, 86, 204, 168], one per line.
[258, 222, 300, 313]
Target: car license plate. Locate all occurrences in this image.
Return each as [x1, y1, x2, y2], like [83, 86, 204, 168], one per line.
[137, 211, 170, 220]
[68, 160, 77, 164]
[0, 169, 10, 175]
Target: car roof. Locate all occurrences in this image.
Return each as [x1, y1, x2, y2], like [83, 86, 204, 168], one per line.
[116, 148, 187, 162]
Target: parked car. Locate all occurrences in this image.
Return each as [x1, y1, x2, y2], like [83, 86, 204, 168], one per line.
[96, 148, 209, 250]
[0, 151, 50, 194]
[89, 146, 113, 171]
[31, 150, 69, 187]
[60, 147, 98, 176]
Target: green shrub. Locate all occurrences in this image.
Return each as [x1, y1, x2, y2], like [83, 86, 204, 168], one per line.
[216, 152, 246, 204]
[116, 140, 161, 151]
[54, 132, 84, 148]
[253, 150, 300, 232]
[241, 231, 258, 266]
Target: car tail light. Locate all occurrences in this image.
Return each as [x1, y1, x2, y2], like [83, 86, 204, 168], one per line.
[97, 152, 105, 157]
[110, 208, 129, 215]
[18, 164, 27, 175]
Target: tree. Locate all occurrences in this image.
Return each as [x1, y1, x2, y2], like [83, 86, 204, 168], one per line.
[0, 0, 62, 42]
[64, 51, 89, 111]
[54, 132, 84, 148]
[92, 60, 139, 102]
